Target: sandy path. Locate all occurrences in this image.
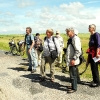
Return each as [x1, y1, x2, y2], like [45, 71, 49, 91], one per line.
[0, 50, 100, 100]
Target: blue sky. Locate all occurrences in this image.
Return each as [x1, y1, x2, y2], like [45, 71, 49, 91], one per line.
[0, 0, 100, 34]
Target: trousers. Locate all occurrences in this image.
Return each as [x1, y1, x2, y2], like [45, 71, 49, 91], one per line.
[69, 65, 79, 90]
[26, 47, 38, 70]
[40, 56, 56, 79]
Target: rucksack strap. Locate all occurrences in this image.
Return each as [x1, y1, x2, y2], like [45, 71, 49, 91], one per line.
[45, 36, 57, 52]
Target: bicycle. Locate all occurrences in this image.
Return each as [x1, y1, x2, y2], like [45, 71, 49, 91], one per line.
[9, 37, 25, 56]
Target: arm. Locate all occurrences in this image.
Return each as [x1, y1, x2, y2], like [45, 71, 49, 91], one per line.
[72, 37, 81, 60]
[71, 37, 81, 66]
[29, 40, 34, 53]
[95, 33, 100, 58]
[28, 34, 35, 53]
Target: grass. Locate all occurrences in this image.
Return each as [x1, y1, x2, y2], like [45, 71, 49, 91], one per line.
[0, 33, 99, 80]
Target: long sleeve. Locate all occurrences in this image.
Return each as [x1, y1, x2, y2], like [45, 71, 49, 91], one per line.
[72, 36, 81, 60]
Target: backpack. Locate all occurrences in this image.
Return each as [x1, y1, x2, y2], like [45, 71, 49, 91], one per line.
[67, 37, 86, 66]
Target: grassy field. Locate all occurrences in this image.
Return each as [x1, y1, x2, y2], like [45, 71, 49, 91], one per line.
[0, 33, 99, 80]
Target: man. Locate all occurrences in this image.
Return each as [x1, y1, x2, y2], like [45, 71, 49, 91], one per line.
[55, 31, 64, 66]
[66, 28, 81, 93]
[24, 27, 38, 73]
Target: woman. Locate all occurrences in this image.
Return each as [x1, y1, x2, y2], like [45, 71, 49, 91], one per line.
[40, 29, 60, 82]
[86, 24, 100, 87]
[34, 33, 43, 66]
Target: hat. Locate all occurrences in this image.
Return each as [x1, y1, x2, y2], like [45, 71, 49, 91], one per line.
[56, 31, 60, 34]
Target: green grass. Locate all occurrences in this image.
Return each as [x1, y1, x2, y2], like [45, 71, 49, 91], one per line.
[0, 33, 98, 80]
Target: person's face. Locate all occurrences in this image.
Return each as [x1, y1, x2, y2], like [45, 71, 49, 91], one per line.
[56, 33, 59, 38]
[37, 35, 40, 38]
[46, 31, 52, 38]
[66, 30, 73, 37]
[26, 29, 30, 34]
[88, 26, 94, 33]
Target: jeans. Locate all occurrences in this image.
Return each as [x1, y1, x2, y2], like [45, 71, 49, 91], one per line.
[26, 47, 38, 70]
[69, 65, 78, 90]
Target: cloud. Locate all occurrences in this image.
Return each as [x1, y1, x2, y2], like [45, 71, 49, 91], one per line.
[25, 12, 33, 17]
[1, 1, 100, 34]
[86, 0, 100, 4]
[5, 12, 15, 17]
[60, 2, 84, 15]
[17, 0, 34, 8]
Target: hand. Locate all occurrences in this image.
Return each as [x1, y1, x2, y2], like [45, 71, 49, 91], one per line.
[96, 55, 100, 58]
[28, 49, 31, 53]
[70, 60, 75, 66]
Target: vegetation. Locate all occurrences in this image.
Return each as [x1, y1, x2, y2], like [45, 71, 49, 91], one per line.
[0, 33, 99, 80]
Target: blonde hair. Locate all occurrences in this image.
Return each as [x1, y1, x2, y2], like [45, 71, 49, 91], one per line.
[46, 28, 54, 35]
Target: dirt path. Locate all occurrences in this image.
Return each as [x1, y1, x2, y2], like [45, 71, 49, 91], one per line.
[0, 50, 100, 100]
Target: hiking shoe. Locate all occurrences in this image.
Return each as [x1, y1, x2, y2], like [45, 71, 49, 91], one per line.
[51, 78, 55, 82]
[67, 89, 76, 94]
[28, 68, 32, 71]
[31, 69, 36, 73]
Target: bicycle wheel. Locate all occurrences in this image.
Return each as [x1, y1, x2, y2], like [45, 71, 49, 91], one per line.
[12, 45, 17, 55]
[19, 43, 25, 56]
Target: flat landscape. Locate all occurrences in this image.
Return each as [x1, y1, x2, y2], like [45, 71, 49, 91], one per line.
[0, 34, 100, 100]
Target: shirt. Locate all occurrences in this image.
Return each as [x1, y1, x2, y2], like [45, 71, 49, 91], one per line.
[56, 35, 64, 49]
[25, 34, 34, 48]
[89, 32, 100, 48]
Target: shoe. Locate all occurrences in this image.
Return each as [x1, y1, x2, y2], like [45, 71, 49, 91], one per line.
[31, 69, 36, 73]
[67, 89, 76, 93]
[51, 78, 55, 82]
[90, 83, 99, 87]
[28, 68, 32, 71]
[67, 86, 72, 89]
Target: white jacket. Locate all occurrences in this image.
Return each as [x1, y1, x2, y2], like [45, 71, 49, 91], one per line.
[66, 35, 81, 66]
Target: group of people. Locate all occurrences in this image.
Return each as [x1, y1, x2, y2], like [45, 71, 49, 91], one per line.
[24, 24, 100, 94]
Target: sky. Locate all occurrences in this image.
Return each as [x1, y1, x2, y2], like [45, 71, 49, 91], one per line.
[0, 0, 100, 34]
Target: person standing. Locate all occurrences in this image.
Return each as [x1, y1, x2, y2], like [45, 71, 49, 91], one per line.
[66, 28, 81, 93]
[86, 24, 100, 87]
[55, 31, 64, 66]
[40, 29, 60, 82]
[34, 33, 43, 66]
[24, 27, 38, 73]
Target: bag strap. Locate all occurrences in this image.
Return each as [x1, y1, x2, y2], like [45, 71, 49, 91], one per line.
[46, 36, 57, 52]
[52, 37, 57, 52]
[67, 37, 83, 55]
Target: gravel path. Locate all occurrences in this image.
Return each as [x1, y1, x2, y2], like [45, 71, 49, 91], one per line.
[0, 50, 100, 100]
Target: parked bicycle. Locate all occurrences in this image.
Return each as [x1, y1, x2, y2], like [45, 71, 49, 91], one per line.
[9, 37, 25, 56]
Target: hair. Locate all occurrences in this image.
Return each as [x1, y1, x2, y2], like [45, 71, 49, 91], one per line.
[36, 33, 40, 36]
[89, 24, 96, 31]
[46, 28, 54, 35]
[26, 27, 32, 33]
[65, 27, 75, 34]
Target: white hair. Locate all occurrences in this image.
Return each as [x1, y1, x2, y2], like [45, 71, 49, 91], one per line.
[74, 29, 79, 35]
